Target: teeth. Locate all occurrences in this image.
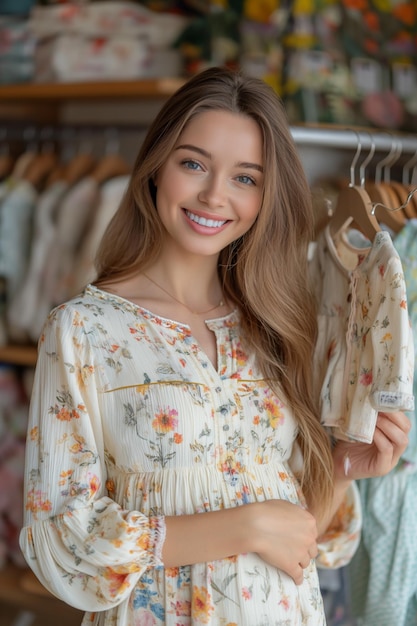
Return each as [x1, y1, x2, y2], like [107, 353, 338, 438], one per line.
[186, 210, 226, 228]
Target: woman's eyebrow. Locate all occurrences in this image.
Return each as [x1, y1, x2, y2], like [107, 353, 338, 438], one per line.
[175, 144, 210, 158]
[238, 161, 264, 173]
[175, 144, 263, 172]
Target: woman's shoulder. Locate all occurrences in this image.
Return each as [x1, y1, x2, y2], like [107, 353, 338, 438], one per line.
[43, 284, 124, 331]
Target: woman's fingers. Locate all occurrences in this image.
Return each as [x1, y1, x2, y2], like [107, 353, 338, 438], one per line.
[292, 564, 306, 586]
[376, 410, 411, 439]
[309, 545, 318, 559]
[333, 410, 411, 481]
[373, 411, 410, 463]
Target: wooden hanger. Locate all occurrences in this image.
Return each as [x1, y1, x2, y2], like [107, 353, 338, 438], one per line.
[0, 129, 15, 180]
[0, 153, 14, 181]
[46, 151, 97, 188]
[389, 180, 416, 219]
[64, 151, 97, 186]
[23, 151, 58, 191]
[90, 129, 131, 185]
[400, 149, 417, 218]
[90, 152, 131, 185]
[366, 181, 406, 233]
[329, 184, 381, 242]
[329, 133, 380, 242]
[365, 137, 407, 233]
[404, 184, 417, 217]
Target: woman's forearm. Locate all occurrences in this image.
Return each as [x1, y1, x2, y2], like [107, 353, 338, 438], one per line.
[162, 505, 254, 567]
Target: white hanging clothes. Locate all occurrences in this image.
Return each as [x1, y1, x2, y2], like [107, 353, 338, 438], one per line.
[309, 225, 414, 443]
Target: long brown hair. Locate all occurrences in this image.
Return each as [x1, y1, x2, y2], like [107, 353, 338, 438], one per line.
[95, 67, 333, 512]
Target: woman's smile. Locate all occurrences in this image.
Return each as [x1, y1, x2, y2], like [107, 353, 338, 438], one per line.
[184, 209, 229, 232]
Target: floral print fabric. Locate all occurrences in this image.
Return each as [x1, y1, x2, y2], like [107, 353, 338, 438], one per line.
[347, 219, 417, 626]
[309, 226, 414, 443]
[19, 285, 360, 625]
[393, 218, 417, 463]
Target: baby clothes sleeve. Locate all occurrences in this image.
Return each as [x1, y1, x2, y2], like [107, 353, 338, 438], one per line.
[19, 304, 165, 612]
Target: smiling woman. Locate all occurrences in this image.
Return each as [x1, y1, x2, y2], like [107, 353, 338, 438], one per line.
[19, 67, 410, 626]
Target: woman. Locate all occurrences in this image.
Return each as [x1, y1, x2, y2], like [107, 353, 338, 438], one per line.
[19, 67, 410, 625]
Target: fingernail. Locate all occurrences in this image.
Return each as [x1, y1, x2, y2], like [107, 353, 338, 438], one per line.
[344, 454, 351, 477]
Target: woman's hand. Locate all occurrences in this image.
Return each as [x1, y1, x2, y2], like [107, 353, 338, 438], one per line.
[332, 410, 411, 482]
[250, 500, 318, 585]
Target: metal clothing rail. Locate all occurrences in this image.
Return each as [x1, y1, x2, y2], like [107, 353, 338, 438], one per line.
[2, 121, 416, 154]
[290, 125, 417, 154]
[0, 122, 149, 140]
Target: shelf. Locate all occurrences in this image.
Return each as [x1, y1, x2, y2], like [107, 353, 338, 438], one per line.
[0, 344, 38, 366]
[0, 78, 185, 102]
[0, 564, 83, 623]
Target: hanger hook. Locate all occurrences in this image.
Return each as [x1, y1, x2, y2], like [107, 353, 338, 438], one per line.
[402, 144, 417, 185]
[359, 132, 376, 188]
[375, 133, 400, 183]
[348, 129, 362, 187]
[383, 138, 402, 183]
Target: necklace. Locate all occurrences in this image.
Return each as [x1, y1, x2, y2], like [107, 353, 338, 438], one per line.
[143, 273, 224, 315]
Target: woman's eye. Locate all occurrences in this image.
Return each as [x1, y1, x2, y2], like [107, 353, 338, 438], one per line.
[237, 174, 256, 185]
[182, 159, 202, 171]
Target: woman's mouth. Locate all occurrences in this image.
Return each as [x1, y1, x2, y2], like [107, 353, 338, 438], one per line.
[185, 210, 228, 228]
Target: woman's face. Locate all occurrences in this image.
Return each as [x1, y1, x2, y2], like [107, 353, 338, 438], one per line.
[154, 109, 264, 261]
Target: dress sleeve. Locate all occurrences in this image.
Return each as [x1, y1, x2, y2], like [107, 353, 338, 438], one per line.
[289, 440, 362, 569]
[19, 304, 166, 611]
[316, 481, 362, 569]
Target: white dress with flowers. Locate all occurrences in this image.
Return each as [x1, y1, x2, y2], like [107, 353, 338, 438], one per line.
[19, 285, 360, 626]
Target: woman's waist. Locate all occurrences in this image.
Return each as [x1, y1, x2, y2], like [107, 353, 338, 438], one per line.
[105, 461, 302, 515]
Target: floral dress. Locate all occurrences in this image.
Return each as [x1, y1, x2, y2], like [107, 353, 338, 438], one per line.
[19, 285, 360, 626]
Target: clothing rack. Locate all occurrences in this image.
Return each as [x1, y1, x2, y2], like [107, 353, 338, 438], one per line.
[291, 126, 417, 154]
[2, 122, 416, 153]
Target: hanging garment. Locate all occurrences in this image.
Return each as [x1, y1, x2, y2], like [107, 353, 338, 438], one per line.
[0, 179, 37, 312]
[71, 174, 130, 294]
[309, 225, 414, 443]
[348, 218, 417, 626]
[30, 175, 101, 343]
[6, 179, 69, 343]
[349, 463, 417, 626]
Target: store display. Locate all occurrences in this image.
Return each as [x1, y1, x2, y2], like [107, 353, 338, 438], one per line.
[27, 1, 189, 81]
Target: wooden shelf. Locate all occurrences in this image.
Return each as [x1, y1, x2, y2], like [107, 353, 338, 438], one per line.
[0, 78, 185, 102]
[0, 564, 83, 623]
[0, 344, 38, 367]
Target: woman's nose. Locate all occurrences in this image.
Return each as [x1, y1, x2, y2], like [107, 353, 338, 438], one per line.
[197, 176, 227, 208]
